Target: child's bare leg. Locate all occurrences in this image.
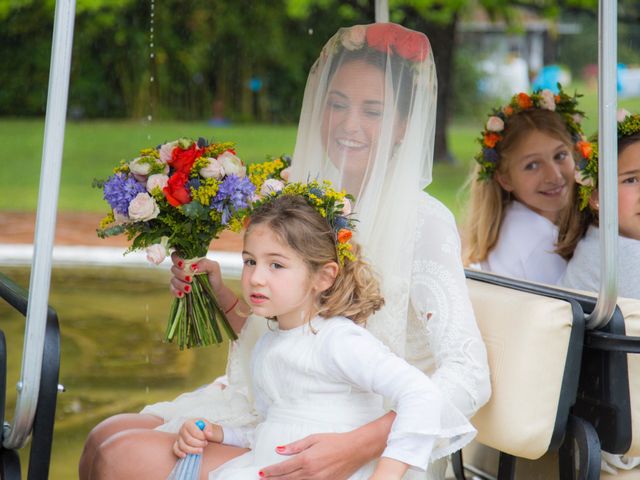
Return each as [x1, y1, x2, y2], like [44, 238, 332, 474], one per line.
[91, 428, 248, 480]
[79, 413, 162, 480]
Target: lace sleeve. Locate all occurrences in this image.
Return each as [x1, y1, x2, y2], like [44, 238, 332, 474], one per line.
[410, 194, 491, 418]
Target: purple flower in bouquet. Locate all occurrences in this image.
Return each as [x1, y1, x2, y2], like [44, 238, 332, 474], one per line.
[211, 175, 256, 224]
[103, 173, 146, 215]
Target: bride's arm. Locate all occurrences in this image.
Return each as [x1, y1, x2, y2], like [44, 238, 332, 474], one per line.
[260, 412, 396, 480]
[411, 195, 491, 417]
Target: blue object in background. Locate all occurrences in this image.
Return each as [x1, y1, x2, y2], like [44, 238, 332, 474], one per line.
[167, 420, 206, 480]
[532, 65, 562, 92]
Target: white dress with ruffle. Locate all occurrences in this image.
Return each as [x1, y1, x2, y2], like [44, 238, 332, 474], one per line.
[208, 316, 476, 479]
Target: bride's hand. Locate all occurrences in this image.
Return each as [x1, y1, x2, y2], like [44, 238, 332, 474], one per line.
[169, 252, 224, 298]
[259, 412, 394, 479]
[259, 431, 372, 479]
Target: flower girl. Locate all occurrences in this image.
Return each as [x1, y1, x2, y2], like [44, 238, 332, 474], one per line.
[464, 87, 591, 284]
[561, 109, 640, 299]
[173, 182, 475, 479]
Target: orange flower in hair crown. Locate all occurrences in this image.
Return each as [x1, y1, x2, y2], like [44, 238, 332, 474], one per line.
[474, 85, 589, 181]
[338, 23, 430, 63]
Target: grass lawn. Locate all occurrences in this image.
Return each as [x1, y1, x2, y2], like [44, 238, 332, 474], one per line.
[1, 85, 639, 221]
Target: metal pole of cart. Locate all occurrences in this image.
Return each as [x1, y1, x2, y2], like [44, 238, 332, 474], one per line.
[3, 0, 75, 449]
[586, 0, 618, 330]
[375, 0, 389, 23]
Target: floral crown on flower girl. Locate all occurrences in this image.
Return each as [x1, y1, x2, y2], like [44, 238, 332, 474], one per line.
[250, 180, 357, 265]
[575, 109, 640, 210]
[474, 84, 591, 181]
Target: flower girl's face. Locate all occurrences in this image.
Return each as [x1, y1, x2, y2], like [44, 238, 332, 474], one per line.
[241, 224, 317, 329]
[617, 141, 640, 240]
[320, 59, 404, 195]
[496, 129, 575, 223]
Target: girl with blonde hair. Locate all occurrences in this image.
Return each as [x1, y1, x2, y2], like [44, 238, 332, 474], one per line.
[464, 87, 591, 284]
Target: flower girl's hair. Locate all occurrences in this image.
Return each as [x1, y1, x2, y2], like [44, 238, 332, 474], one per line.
[464, 107, 580, 265]
[556, 110, 640, 257]
[246, 194, 384, 324]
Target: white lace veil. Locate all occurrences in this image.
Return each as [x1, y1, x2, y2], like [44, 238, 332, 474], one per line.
[290, 23, 438, 356]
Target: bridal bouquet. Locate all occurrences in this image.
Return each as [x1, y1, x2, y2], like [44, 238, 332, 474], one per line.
[96, 137, 289, 349]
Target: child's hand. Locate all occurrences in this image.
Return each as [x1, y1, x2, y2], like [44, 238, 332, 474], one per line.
[173, 419, 222, 458]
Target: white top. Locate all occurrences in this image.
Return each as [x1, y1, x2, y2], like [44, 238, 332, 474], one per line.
[219, 316, 476, 475]
[480, 201, 567, 285]
[561, 225, 640, 299]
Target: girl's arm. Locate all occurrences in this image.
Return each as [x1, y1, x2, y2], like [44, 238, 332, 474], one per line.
[169, 253, 249, 333]
[369, 458, 409, 480]
[260, 412, 395, 479]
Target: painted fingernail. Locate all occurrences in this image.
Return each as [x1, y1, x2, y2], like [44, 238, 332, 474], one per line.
[191, 263, 198, 272]
[178, 291, 184, 298]
[184, 285, 191, 293]
[177, 260, 184, 268]
[185, 275, 192, 282]
[275, 446, 285, 452]
[258, 472, 265, 478]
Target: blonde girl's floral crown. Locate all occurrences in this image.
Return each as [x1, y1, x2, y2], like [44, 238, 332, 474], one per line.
[251, 180, 357, 265]
[474, 84, 591, 181]
[337, 23, 430, 63]
[575, 109, 640, 210]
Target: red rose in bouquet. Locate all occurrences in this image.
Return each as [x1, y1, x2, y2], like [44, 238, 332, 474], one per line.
[163, 171, 191, 207]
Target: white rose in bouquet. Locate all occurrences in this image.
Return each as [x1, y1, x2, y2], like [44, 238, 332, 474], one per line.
[159, 141, 178, 164]
[128, 192, 160, 221]
[218, 151, 246, 177]
[146, 173, 169, 194]
[146, 243, 168, 265]
[200, 157, 225, 179]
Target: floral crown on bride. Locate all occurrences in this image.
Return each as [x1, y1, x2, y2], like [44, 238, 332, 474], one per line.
[336, 23, 430, 63]
[250, 180, 357, 265]
[474, 84, 590, 181]
[575, 109, 640, 210]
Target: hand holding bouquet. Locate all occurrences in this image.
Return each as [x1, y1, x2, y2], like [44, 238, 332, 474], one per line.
[96, 137, 289, 349]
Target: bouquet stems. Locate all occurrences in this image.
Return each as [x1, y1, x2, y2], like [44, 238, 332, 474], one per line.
[165, 273, 238, 349]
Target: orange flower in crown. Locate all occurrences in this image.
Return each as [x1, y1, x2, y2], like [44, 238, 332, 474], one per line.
[516, 93, 533, 109]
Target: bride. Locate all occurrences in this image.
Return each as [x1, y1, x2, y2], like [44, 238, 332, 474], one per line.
[80, 22, 491, 480]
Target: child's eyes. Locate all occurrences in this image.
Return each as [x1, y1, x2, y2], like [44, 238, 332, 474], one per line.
[555, 151, 570, 161]
[622, 176, 639, 185]
[270, 262, 285, 269]
[524, 161, 538, 171]
[243, 258, 256, 266]
[364, 108, 382, 118]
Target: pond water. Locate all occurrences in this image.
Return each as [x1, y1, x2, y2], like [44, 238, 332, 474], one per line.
[1, 266, 234, 478]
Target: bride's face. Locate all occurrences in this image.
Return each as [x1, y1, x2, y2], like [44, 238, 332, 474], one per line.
[320, 60, 387, 193]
